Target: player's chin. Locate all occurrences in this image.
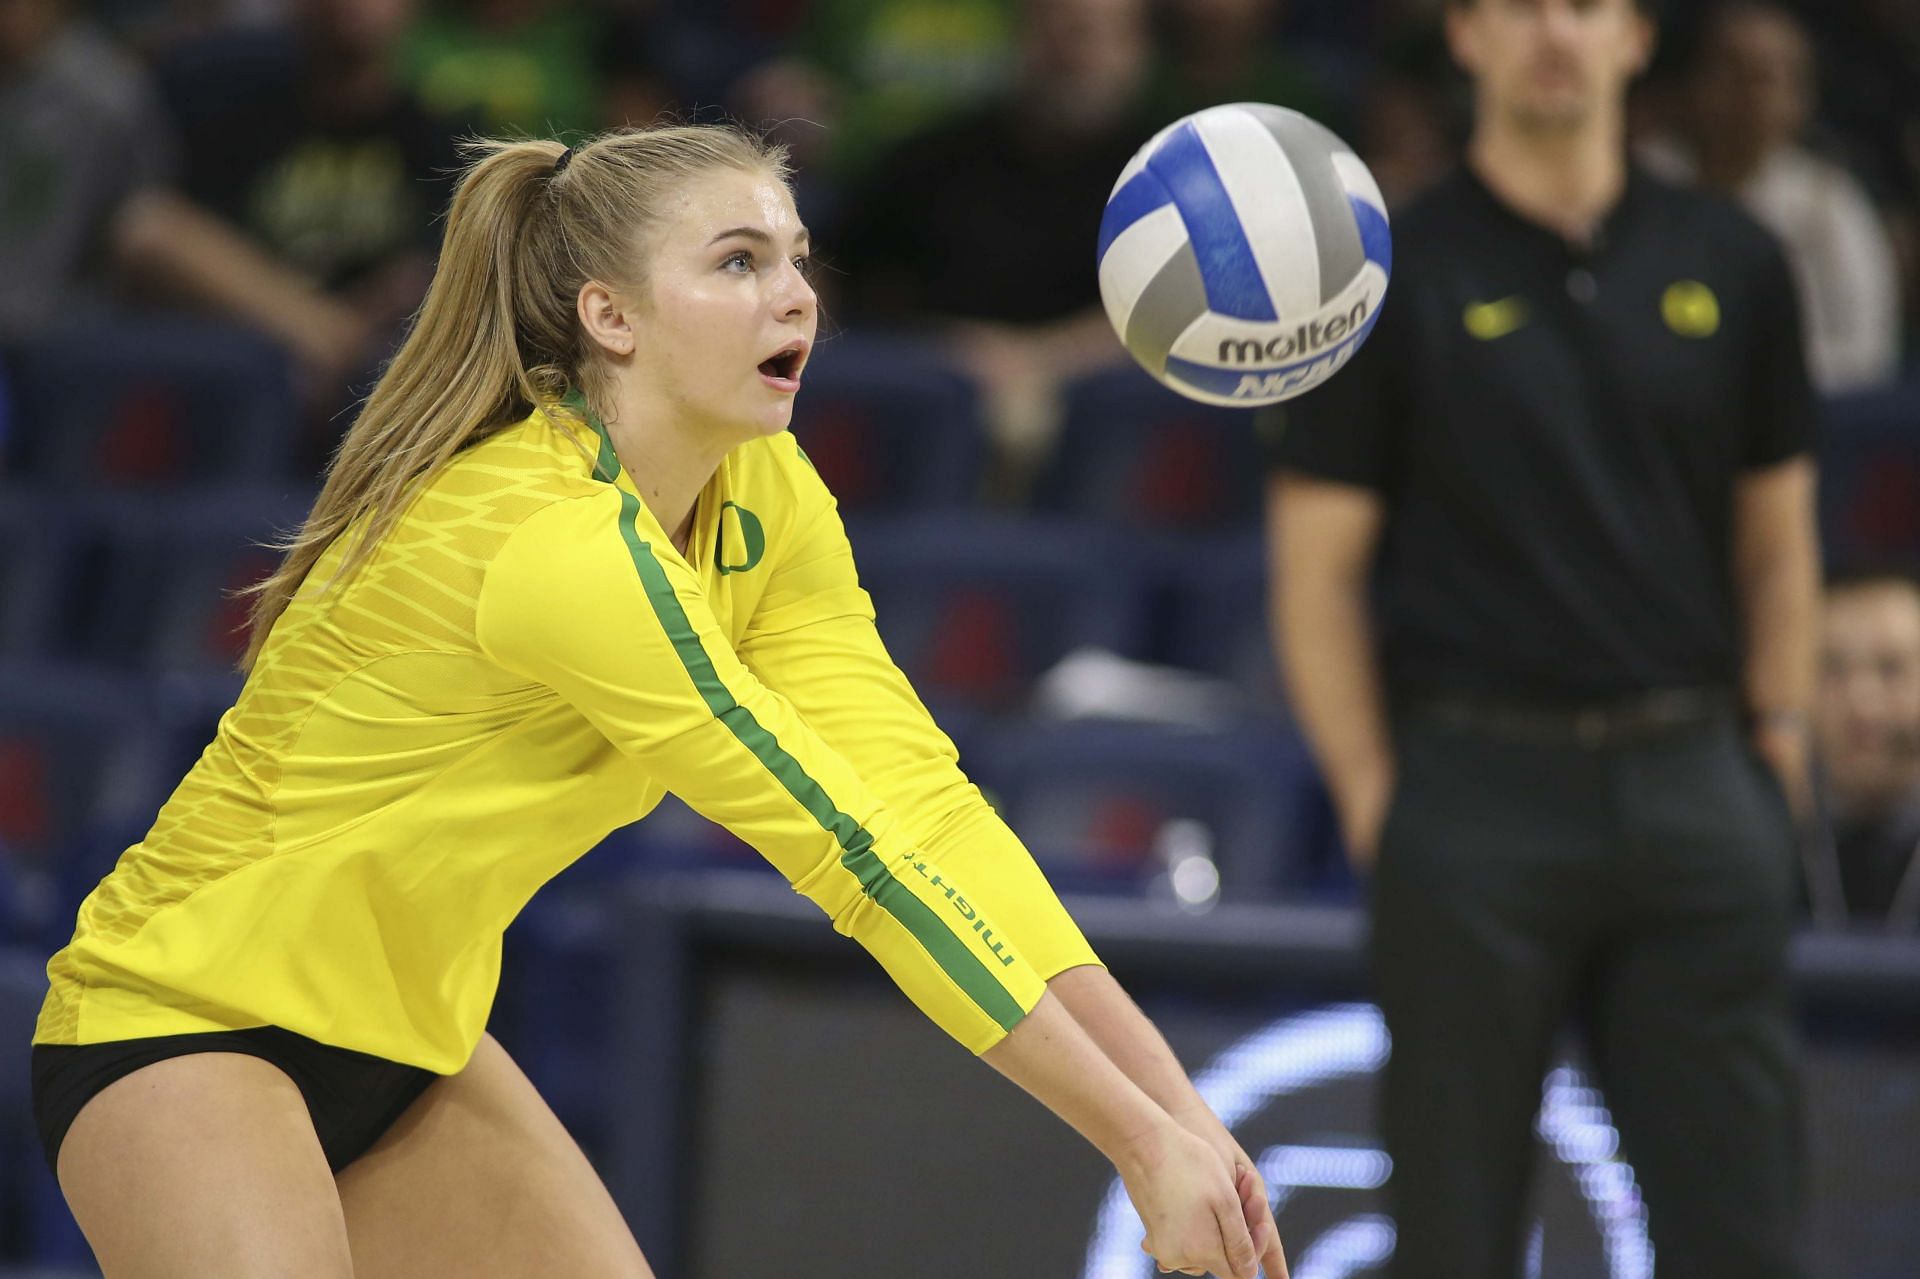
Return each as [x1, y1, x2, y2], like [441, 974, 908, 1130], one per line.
[745, 398, 796, 438]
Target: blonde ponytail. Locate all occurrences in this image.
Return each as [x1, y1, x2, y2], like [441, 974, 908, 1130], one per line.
[240, 125, 790, 671]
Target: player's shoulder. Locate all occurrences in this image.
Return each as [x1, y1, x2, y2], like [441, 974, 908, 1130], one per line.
[453, 409, 607, 491]
[421, 406, 620, 543]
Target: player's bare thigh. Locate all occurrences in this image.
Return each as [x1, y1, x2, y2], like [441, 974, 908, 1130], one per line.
[56, 1052, 355, 1279]
[337, 1032, 654, 1279]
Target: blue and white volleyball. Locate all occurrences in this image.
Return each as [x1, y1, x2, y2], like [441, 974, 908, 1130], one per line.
[1096, 103, 1392, 407]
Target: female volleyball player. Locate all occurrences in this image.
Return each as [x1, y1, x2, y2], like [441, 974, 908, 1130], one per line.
[30, 126, 1288, 1279]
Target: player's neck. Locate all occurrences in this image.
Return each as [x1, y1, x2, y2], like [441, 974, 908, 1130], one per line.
[1468, 115, 1628, 250]
[598, 397, 727, 559]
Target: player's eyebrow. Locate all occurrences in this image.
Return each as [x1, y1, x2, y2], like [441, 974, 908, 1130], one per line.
[707, 226, 812, 250]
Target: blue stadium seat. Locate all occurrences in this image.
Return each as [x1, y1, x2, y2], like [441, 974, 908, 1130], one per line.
[845, 514, 1150, 712]
[589, 800, 762, 882]
[1162, 532, 1288, 715]
[1819, 380, 1920, 567]
[787, 331, 989, 514]
[55, 489, 308, 673]
[0, 350, 15, 475]
[151, 670, 247, 790]
[0, 665, 158, 863]
[969, 719, 1320, 900]
[6, 319, 296, 488]
[496, 870, 626, 1160]
[1034, 366, 1267, 532]
[0, 488, 70, 662]
[0, 664, 162, 947]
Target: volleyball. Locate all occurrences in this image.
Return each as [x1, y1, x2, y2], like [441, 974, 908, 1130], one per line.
[1096, 103, 1392, 407]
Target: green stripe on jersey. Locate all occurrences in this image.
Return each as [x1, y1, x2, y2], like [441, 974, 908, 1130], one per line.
[560, 388, 622, 482]
[589, 419, 1025, 1033]
[592, 429, 620, 484]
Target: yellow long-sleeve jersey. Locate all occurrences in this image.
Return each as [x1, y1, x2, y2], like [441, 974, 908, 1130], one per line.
[35, 405, 1099, 1071]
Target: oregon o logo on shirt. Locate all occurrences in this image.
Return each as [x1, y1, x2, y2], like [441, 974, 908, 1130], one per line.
[1662, 280, 1721, 338]
[1462, 295, 1529, 341]
[716, 501, 766, 575]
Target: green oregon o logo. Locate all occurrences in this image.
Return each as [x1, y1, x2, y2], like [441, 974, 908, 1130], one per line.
[716, 501, 766, 575]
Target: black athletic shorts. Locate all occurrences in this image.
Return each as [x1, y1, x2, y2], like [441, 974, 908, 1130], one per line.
[31, 1024, 440, 1176]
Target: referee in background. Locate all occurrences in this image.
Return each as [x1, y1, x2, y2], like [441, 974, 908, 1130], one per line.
[1262, 1, 1817, 1276]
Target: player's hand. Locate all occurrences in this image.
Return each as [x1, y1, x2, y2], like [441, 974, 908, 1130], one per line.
[1116, 1120, 1260, 1279]
[1170, 1102, 1290, 1277]
[1234, 1162, 1290, 1278]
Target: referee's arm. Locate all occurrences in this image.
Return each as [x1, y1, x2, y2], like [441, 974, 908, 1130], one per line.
[1258, 305, 1406, 870]
[1266, 474, 1392, 867]
[1735, 238, 1822, 815]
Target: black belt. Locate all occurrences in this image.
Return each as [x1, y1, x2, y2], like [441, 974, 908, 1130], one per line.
[1402, 687, 1738, 748]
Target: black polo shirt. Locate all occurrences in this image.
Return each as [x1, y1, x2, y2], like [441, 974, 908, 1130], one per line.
[1260, 164, 1815, 703]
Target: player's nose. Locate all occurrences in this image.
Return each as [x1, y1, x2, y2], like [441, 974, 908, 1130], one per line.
[773, 258, 816, 322]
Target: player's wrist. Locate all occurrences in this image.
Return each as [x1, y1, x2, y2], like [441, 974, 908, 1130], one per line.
[1111, 1110, 1185, 1181]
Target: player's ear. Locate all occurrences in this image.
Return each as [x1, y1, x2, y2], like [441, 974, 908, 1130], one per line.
[577, 280, 635, 357]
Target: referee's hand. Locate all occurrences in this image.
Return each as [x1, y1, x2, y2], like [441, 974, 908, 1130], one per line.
[1752, 716, 1813, 821]
[1335, 767, 1396, 871]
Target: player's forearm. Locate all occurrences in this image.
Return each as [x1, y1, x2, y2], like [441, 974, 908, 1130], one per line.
[1046, 966, 1267, 1224]
[979, 988, 1177, 1170]
[1047, 965, 1211, 1122]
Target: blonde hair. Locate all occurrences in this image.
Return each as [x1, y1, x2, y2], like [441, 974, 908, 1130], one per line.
[240, 124, 792, 671]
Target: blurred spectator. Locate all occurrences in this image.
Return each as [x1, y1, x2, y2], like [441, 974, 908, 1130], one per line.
[157, 0, 463, 461]
[728, 0, 1018, 186]
[1808, 569, 1920, 930]
[1642, 1, 1903, 392]
[1145, 0, 1338, 128]
[1344, 16, 1463, 209]
[86, 0, 294, 59]
[0, 0, 175, 337]
[1788, 0, 1920, 357]
[163, 0, 459, 304]
[831, 0, 1154, 471]
[399, 0, 608, 136]
[596, 3, 676, 130]
[1353, 62, 1460, 207]
[0, 0, 376, 418]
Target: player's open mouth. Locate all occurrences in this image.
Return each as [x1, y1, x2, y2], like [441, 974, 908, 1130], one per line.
[758, 340, 808, 391]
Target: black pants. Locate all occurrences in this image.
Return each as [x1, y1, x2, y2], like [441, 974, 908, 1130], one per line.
[1373, 711, 1803, 1278]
